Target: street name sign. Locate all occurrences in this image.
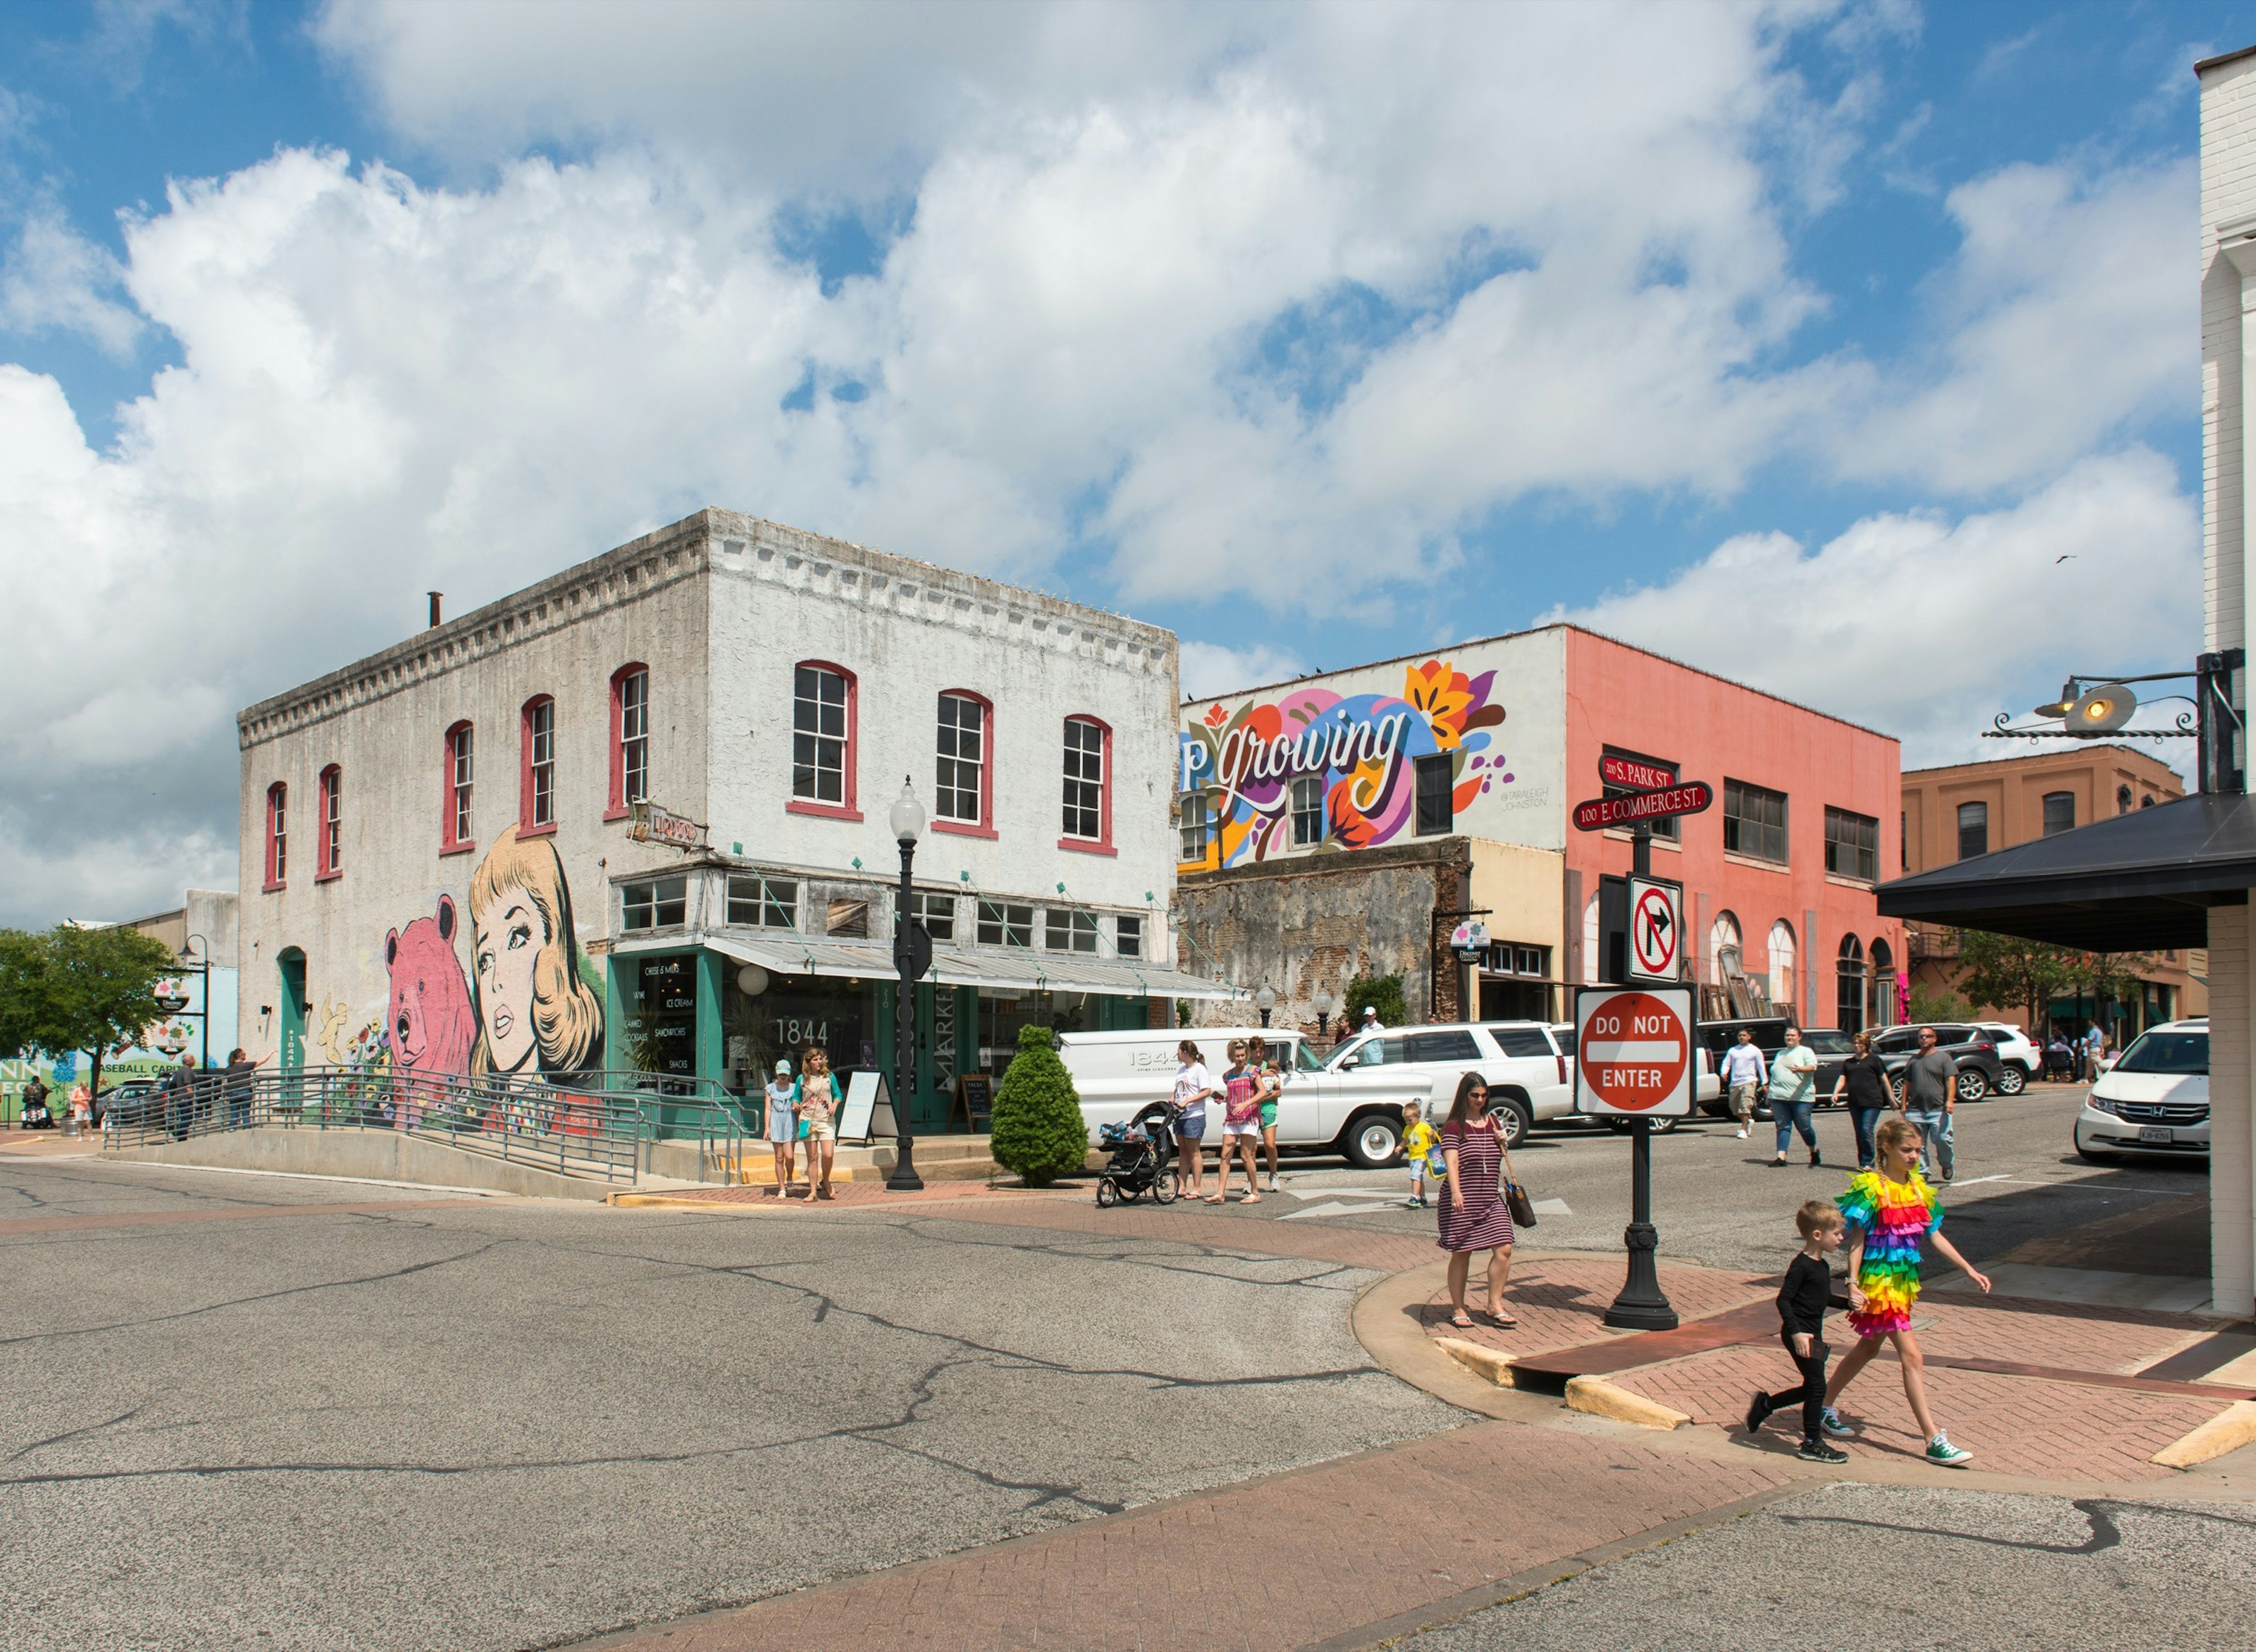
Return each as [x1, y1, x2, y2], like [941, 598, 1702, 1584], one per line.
[1570, 781, 1714, 832]
[1574, 986, 1695, 1118]
[1599, 754, 1678, 791]
[1627, 876, 1682, 982]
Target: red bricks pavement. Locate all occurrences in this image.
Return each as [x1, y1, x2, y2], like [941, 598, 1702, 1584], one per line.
[1613, 1343, 2218, 1482]
[592, 1422, 1796, 1652]
[1418, 1255, 1771, 1361]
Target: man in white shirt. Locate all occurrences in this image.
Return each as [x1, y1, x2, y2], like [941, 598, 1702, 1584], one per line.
[1720, 1029, 1767, 1140]
[1359, 1006, 1384, 1036]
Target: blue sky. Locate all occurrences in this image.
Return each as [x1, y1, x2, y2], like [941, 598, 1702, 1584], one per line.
[0, 0, 2242, 922]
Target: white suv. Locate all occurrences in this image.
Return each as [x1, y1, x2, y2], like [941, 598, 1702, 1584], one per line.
[2074, 1020, 2210, 1163]
[1976, 1023, 2040, 1094]
[1324, 1022, 1573, 1149]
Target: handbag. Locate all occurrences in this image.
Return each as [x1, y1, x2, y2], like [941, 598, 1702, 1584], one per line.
[1499, 1133, 1537, 1228]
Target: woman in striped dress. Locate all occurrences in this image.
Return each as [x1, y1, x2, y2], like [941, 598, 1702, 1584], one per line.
[1438, 1072, 1517, 1330]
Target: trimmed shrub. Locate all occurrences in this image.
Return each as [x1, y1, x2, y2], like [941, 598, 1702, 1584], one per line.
[1342, 973, 1409, 1029]
[989, 1025, 1089, 1187]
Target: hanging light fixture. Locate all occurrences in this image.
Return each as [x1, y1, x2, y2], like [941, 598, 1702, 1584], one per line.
[2066, 682, 2137, 733]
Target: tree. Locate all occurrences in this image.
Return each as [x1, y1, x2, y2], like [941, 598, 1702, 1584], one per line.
[1906, 983, 1972, 1024]
[988, 1024, 1089, 1187]
[0, 929, 46, 1066]
[15, 924, 179, 1100]
[1955, 929, 2077, 1032]
[1342, 973, 1409, 1029]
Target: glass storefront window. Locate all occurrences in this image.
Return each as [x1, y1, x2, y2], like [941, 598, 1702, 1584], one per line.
[620, 953, 699, 1081]
[725, 969, 877, 1086]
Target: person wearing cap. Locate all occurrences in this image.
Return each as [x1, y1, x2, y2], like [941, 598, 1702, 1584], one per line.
[1359, 1005, 1384, 1035]
[764, 1058, 800, 1198]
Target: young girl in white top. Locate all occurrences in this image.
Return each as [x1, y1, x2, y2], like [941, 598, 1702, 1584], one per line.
[1170, 1041, 1217, 1202]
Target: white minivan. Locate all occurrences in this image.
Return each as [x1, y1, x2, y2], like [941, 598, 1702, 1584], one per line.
[2074, 1020, 2210, 1163]
[1056, 1027, 1433, 1167]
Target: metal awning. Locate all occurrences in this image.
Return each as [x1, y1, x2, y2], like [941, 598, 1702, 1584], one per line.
[612, 930, 1245, 1001]
[1875, 792, 2256, 950]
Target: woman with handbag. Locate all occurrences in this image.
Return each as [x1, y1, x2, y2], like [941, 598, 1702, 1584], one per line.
[1438, 1072, 1519, 1331]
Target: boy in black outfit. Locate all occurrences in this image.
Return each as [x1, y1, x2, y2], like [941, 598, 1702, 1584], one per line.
[1744, 1198, 1850, 1463]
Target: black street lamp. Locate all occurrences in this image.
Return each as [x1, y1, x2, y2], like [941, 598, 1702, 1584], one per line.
[888, 779, 929, 1192]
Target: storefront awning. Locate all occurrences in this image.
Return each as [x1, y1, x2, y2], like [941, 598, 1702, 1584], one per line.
[1875, 792, 2256, 951]
[612, 930, 1246, 1001]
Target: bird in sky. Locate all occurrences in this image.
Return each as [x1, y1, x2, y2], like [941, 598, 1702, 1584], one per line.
[2055, 555, 2076, 563]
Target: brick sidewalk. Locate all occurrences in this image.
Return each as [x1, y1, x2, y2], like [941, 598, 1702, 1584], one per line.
[591, 1421, 1795, 1652]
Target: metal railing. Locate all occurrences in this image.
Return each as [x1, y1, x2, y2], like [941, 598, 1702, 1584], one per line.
[100, 1066, 645, 1184]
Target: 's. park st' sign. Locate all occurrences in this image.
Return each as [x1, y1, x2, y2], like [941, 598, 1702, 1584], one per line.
[1570, 781, 1714, 833]
[1599, 754, 1678, 791]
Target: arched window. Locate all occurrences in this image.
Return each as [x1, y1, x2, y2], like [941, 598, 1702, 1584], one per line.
[1836, 934, 1866, 1034]
[933, 690, 996, 838]
[788, 660, 860, 820]
[1708, 911, 1743, 988]
[1061, 715, 1113, 854]
[2117, 783, 2133, 815]
[519, 696, 556, 833]
[607, 664, 649, 820]
[1868, 937, 1896, 1029]
[1767, 920, 1797, 1017]
[316, 765, 343, 881]
[264, 783, 287, 891]
[443, 721, 475, 854]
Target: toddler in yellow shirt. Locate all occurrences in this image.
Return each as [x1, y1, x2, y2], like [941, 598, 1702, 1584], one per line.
[1402, 1103, 1442, 1208]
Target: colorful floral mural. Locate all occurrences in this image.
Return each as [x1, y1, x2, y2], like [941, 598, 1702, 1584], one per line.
[1179, 657, 1513, 866]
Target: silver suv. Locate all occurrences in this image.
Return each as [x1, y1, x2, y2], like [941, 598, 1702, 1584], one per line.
[1325, 1021, 1573, 1149]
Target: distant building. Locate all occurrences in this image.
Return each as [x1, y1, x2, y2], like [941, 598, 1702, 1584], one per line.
[1174, 625, 1904, 1035]
[1899, 747, 2207, 1035]
[235, 511, 1228, 1129]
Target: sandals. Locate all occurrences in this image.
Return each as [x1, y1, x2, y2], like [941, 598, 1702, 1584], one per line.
[1483, 1311, 1519, 1329]
[1449, 1311, 1476, 1329]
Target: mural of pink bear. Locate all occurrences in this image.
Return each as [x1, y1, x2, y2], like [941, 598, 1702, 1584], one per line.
[385, 894, 476, 1083]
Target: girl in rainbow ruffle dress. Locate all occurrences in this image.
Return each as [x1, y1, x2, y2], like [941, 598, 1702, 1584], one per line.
[1821, 1117, 1992, 1468]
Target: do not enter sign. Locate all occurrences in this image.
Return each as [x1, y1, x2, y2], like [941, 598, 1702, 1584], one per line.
[1574, 986, 1696, 1117]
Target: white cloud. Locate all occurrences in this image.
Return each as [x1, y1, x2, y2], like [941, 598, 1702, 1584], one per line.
[0, 209, 143, 357]
[1180, 640, 1309, 702]
[0, 3, 2213, 922]
[1557, 448, 2201, 763]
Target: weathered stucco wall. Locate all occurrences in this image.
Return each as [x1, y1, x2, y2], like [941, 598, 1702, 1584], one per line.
[1175, 838, 1472, 1033]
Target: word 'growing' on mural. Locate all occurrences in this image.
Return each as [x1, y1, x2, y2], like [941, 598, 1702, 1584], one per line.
[1179, 658, 1512, 864]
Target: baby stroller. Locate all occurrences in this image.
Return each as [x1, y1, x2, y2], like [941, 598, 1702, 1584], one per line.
[1095, 1119, 1178, 1207]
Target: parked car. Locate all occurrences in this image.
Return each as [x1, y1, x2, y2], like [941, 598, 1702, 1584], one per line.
[1323, 1021, 1577, 1151]
[94, 1079, 161, 1129]
[2074, 1020, 2209, 1163]
[1868, 1023, 2007, 1103]
[1059, 1026, 1429, 1169]
[1974, 1023, 2040, 1092]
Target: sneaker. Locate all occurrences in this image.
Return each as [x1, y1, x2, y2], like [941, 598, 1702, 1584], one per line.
[1820, 1406, 1855, 1438]
[1267, 1173, 1280, 1191]
[1808, 1151, 1822, 1168]
[1735, 1127, 1748, 1139]
[1768, 1156, 1788, 1167]
[1925, 1432, 1973, 1468]
[1797, 1439, 1850, 1464]
[1743, 1392, 1772, 1434]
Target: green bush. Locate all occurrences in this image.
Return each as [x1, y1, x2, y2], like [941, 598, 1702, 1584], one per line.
[989, 1025, 1089, 1186]
[1342, 973, 1409, 1029]
[1907, 985, 1972, 1025]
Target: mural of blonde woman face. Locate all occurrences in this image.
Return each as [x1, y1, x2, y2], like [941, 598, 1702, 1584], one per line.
[475, 890, 545, 1073]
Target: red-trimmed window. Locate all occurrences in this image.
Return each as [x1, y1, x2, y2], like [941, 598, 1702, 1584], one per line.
[607, 664, 649, 820]
[788, 661, 861, 820]
[521, 695, 556, 834]
[264, 783, 287, 891]
[1060, 715, 1113, 855]
[443, 721, 475, 854]
[934, 690, 995, 838]
[316, 765, 342, 881]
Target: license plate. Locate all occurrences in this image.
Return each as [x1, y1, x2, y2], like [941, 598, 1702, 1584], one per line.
[2138, 1126, 2173, 1143]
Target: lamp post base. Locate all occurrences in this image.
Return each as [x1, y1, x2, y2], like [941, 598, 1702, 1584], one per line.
[885, 1144, 924, 1193]
[1602, 1223, 1678, 1329]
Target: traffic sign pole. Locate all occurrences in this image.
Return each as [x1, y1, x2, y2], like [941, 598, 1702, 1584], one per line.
[1576, 971, 1683, 1332]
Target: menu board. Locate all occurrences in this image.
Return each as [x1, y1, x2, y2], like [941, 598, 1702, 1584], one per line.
[634, 955, 699, 1080]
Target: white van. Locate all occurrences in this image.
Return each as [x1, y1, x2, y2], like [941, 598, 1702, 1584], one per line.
[1057, 1027, 1432, 1167]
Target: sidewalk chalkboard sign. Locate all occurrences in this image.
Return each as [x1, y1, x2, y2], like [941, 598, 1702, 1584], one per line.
[954, 1074, 993, 1131]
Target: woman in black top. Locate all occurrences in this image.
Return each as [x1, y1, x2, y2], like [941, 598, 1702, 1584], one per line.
[1829, 1031, 1892, 1172]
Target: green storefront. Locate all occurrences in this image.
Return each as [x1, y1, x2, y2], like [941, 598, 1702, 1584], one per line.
[606, 935, 1169, 1132]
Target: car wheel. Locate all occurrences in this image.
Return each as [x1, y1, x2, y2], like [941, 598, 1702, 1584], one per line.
[1096, 1178, 1119, 1208]
[1494, 1097, 1535, 1150]
[1956, 1069, 1989, 1104]
[1993, 1063, 2026, 1097]
[1344, 1113, 1404, 1169]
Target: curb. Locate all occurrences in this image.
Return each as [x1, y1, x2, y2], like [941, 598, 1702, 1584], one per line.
[1564, 1374, 1691, 1431]
[1432, 1334, 1516, 1388]
[2153, 1399, 2256, 1468]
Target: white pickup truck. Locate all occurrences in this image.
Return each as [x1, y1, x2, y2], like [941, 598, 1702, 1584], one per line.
[1059, 1020, 1579, 1164]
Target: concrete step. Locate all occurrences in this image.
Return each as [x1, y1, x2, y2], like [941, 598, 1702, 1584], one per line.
[642, 1133, 1001, 1186]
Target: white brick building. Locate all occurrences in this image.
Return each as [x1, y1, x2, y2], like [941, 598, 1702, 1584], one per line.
[236, 510, 1229, 1131]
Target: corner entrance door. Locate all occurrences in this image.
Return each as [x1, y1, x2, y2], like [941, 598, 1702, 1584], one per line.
[277, 949, 308, 1070]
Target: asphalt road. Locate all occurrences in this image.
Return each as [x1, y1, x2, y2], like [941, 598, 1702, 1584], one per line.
[0, 1154, 1450, 1652]
[1406, 1482, 2256, 1652]
[1187, 1083, 2211, 1277]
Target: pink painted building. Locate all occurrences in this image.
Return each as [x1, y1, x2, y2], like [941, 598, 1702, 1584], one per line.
[1175, 624, 1902, 1033]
